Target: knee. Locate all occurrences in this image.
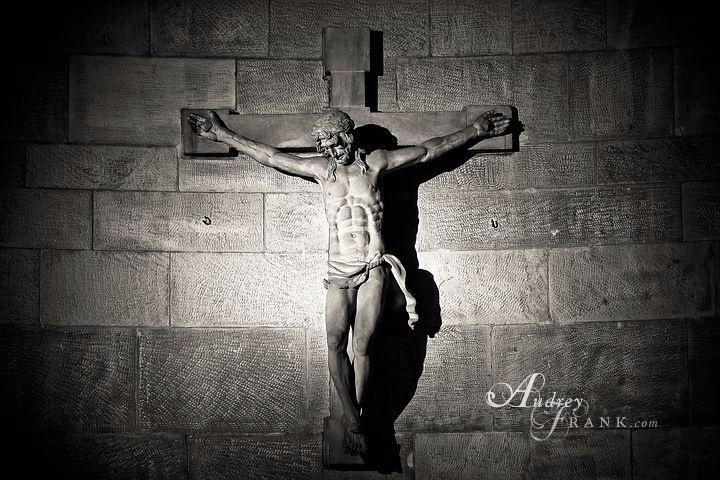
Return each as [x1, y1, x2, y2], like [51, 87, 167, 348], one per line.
[326, 330, 347, 354]
[353, 333, 372, 357]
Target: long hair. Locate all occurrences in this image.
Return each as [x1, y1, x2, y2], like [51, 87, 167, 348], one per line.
[312, 109, 368, 182]
[311, 109, 354, 138]
[325, 151, 369, 182]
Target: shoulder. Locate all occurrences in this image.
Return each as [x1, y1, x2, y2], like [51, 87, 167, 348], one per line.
[364, 149, 390, 172]
[297, 154, 328, 177]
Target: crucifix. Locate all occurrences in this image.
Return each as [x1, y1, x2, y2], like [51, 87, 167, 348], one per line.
[181, 27, 515, 470]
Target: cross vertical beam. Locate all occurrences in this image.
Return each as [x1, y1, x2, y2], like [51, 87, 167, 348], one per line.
[324, 27, 372, 109]
[181, 27, 517, 157]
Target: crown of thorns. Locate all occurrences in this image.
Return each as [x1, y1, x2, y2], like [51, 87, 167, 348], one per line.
[311, 109, 355, 138]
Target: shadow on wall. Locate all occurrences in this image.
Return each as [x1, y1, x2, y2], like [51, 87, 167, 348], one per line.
[353, 124, 483, 472]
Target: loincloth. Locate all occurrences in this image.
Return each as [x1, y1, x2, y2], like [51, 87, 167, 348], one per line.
[323, 254, 419, 329]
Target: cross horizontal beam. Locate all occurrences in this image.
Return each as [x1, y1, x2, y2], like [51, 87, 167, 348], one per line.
[181, 105, 516, 156]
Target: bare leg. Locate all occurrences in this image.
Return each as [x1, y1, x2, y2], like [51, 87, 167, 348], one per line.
[352, 267, 389, 446]
[324, 286, 362, 453]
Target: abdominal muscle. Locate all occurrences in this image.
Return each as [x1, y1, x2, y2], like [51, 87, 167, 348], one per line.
[324, 194, 384, 265]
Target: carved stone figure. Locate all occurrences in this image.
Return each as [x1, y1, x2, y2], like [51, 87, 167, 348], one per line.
[188, 108, 510, 455]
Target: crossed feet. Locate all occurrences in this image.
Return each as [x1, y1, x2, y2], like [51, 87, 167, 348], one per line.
[342, 415, 367, 456]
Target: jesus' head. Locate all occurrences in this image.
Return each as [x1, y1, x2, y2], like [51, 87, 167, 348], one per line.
[311, 109, 368, 181]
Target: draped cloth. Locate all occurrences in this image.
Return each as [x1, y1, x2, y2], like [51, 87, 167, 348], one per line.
[324, 253, 419, 329]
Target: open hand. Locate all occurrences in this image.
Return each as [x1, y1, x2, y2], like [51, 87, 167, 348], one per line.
[473, 110, 512, 138]
[188, 111, 229, 142]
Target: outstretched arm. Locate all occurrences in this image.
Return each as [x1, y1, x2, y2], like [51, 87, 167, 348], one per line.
[188, 111, 326, 180]
[382, 110, 511, 172]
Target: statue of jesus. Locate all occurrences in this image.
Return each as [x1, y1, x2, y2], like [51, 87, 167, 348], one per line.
[188, 108, 511, 455]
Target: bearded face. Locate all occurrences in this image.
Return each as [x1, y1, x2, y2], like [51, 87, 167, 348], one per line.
[314, 130, 353, 165]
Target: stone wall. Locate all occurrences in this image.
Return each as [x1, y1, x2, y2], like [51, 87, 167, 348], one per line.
[1, 1, 718, 478]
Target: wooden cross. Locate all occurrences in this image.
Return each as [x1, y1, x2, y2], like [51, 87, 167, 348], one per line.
[181, 27, 516, 157]
[180, 26, 516, 471]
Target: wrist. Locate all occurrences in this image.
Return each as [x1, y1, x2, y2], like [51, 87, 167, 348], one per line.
[472, 123, 489, 139]
[216, 128, 232, 143]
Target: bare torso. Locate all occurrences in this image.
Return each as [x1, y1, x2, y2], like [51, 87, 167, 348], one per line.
[188, 107, 511, 457]
[318, 152, 385, 264]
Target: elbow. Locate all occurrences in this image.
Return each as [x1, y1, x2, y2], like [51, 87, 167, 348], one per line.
[267, 151, 284, 166]
[418, 153, 434, 164]
[419, 143, 441, 164]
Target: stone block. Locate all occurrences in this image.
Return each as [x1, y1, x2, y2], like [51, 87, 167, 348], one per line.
[33, 0, 149, 55]
[414, 432, 529, 480]
[598, 137, 720, 184]
[569, 49, 673, 138]
[0, 327, 135, 431]
[5, 433, 187, 480]
[633, 427, 720, 480]
[513, 0, 605, 53]
[40, 251, 169, 326]
[683, 182, 720, 241]
[430, 0, 511, 56]
[378, 326, 492, 431]
[0, 143, 25, 187]
[397, 54, 565, 143]
[93, 191, 263, 251]
[265, 193, 327, 252]
[675, 46, 720, 135]
[0, 56, 66, 142]
[190, 435, 321, 480]
[526, 430, 631, 479]
[607, 0, 715, 48]
[236, 60, 327, 114]
[179, 155, 320, 192]
[152, 0, 268, 57]
[549, 243, 715, 322]
[378, 56, 399, 112]
[0, 249, 39, 325]
[422, 143, 594, 190]
[170, 253, 325, 327]
[415, 431, 630, 480]
[492, 321, 687, 430]
[307, 328, 329, 429]
[268, 0, 429, 58]
[0, 188, 91, 249]
[417, 250, 548, 324]
[138, 328, 308, 431]
[27, 144, 177, 190]
[512, 54, 568, 142]
[689, 319, 720, 424]
[70, 56, 235, 145]
[397, 57, 512, 112]
[416, 184, 681, 250]
[323, 435, 414, 479]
